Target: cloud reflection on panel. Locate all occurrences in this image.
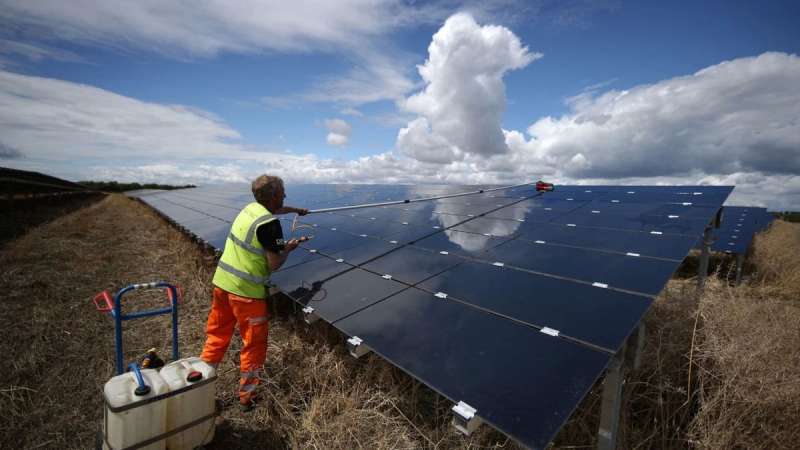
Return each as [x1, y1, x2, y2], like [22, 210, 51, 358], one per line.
[431, 196, 530, 252]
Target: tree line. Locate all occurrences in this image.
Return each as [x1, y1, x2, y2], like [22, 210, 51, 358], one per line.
[78, 180, 196, 192]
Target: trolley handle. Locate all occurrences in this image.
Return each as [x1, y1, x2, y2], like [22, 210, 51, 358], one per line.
[92, 283, 181, 315]
[93, 291, 113, 313]
[166, 284, 183, 305]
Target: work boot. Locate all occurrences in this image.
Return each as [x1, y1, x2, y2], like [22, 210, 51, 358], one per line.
[214, 415, 229, 431]
[239, 398, 257, 413]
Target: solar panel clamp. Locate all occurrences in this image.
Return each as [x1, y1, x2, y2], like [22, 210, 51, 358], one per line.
[452, 400, 483, 435]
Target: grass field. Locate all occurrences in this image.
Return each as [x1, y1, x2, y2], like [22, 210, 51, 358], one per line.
[1, 194, 797, 449]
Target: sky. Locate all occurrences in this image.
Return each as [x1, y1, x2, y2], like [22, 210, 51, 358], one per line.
[0, 0, 799, 210]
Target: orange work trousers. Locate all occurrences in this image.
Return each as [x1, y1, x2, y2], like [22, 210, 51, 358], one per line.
[201, 287, 268, 406]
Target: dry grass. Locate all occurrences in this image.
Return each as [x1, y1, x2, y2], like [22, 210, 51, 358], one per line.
[688, 221, 800, 450]
[0, 194, 213, 448]
[1, 195, 797, 449]
[750, 220, 800, 297]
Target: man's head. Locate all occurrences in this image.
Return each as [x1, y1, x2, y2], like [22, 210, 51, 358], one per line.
[251, 174, 285, 211]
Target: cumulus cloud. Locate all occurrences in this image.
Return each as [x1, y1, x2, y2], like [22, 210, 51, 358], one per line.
[324, 119, 352, 147]
[509, 52, 800, 179]
[388, 15, 800, 210]
[397, 13, 540, 162]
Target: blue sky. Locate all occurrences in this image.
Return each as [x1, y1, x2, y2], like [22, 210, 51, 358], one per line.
[0, 0, 799, 209]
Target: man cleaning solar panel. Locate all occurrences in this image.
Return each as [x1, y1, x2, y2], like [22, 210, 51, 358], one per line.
[200, 174, 309, 411]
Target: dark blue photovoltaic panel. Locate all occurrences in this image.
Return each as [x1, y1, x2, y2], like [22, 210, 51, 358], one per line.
[333, 287, 611, 450]
[298, 228, 371, 253]
[417, 261, 651, 351]
[361, 246, 462, 285]
[161, 192, 241, 220]
[182, 217, 230, 249]
[488, 237, 678, 296]
[144, 197, 211, 223]
[135, 183, 733, 449]
[315, 216, 411, 239]
[412, 230, 511, 258]
[551, 209, 710, 235]
[451, 216, 527, 237]
[708, 206, 768, 254]
[760, 211, 774, 231]
[326, 239, 400, 265]
[270, 255, 353, 296]
[280, 247, 319, 270]
[515, 222, 696, 260]
[287, 268, 408, 322]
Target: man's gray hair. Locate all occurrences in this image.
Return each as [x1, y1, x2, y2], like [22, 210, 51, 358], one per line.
[251, 174, 284, 204]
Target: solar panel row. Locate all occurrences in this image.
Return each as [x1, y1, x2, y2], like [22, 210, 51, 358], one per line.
[693, 206, 774, 255]
[134, 183, 732, 448]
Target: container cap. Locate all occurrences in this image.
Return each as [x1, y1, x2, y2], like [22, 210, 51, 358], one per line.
[187, 371, 203, 382]
[134, 385, 151, 396]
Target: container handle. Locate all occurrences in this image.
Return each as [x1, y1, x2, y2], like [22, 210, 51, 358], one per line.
[128, 363, 151, 396]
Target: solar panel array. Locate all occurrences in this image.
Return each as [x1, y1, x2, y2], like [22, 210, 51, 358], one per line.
[133, 183, 732, 448]
[703, 206, 774, 254]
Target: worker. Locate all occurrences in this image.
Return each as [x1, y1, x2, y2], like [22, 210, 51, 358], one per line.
[200, 174, 308, 411]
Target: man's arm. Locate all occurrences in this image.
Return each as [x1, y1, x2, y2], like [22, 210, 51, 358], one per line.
[273, 206, 309, 215]
[265, 239, 300, 272]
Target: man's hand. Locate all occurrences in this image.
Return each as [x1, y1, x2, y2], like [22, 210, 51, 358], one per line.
[284, 238, 301, 252]
[296, 208, 309, 216]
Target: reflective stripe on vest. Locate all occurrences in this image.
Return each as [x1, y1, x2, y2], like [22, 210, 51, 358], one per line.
[245, 214, 276, 245]
[216, 260, 270, 285]
[228, 232, 261, 255]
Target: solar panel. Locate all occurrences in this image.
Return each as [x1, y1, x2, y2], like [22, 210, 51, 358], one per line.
[333, 286, 611, 449]
[706, 206, 767, 254]
[134, 183, 732, 448]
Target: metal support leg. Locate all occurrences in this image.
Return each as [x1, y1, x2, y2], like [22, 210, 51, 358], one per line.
[597, 345, 626, 450]
[734, 253, 745, 286]
[697, 226, 713, 291]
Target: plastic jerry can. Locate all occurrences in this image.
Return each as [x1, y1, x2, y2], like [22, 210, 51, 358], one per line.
[103, 368, 170, 450]
[159, 357, 217, 449]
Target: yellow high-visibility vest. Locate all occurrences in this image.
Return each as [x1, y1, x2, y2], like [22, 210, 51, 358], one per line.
[212, 202, 276, 298]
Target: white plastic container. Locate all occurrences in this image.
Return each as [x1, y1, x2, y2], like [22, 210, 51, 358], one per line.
[103, 368, 170, 450]
[159, 357, 217, 450]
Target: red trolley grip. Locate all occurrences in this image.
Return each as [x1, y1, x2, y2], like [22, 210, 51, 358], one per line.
[93, 290, 114, 313]
[167, 284, 183, 305]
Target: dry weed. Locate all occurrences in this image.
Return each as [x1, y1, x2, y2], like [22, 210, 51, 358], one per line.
[750, 220, 800, 298]
[689, 275, 800, 449]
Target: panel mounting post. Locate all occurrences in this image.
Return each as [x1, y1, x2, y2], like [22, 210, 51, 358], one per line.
[452, 401, 483, 435]
[697, 224, 713, 291]
[301, 306, 319, 324]
[347, 336, 371, 358]
[734, 253, 745, 286]
[597, 344, 627, 450]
